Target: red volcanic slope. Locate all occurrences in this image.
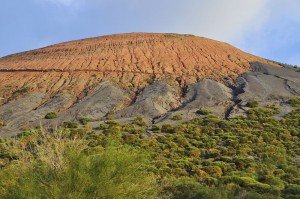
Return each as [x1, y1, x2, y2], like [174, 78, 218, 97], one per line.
[0, 33, 278, 102]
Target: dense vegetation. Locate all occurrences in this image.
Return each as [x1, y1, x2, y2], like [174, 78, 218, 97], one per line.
[0, 103, 299, 198]
[288, 98, 300, 107]
[0, 131, 157, 198]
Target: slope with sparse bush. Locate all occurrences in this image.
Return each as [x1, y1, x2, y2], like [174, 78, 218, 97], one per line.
[0, 105, 299, 198]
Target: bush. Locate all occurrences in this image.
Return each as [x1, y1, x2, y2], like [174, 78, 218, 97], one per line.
[247, 107, 280, 119]
[284, 184, 300, 196]
[0, 131, 158, 198]
[44, 112, 58, 119]
[79, 118, 92, 125]
[162, 177, 233, 199]
[132, 116, 147, 127]
[151, 125, 160, 132]
[260, 175, 285, 191]
[288, 98, 300, 107]
[161, 124, 175, 134]
[203, 166, 223, 178]
[63, 121, 78, 129]
[246, 100, 259, 108]
[196, 108, 211, 115]
[12, 87, 29, 97]
[222, 176, 272, 193]
[171, 114, 183, 121]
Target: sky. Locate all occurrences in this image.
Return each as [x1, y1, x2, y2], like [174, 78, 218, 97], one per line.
[0, 0, 299, 65]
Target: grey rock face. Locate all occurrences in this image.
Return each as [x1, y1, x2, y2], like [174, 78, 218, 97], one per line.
[237, 62, 300, 102]
[0, 92, 73, 136]
[54, 81, 131, 123]
[114, 81, 181, 119]
[0, 93, 45, 136]
[228, 62, 300, 118]
[153, 79, 233, 124]
[182, 79, 233, 113]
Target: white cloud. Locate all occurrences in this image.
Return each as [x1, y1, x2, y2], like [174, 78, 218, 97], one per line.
[36, 0, 299, 40]
[36, 0, 300, 40]
[170, 0, 270, 42]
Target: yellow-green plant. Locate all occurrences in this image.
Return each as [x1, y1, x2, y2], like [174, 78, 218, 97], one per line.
[0, 130, 158, 199]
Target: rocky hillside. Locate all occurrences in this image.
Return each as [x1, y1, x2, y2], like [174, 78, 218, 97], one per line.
[0, 33, 299, 136]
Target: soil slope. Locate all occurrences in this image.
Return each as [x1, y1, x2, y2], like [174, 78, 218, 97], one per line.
[0, 33, 276, 102]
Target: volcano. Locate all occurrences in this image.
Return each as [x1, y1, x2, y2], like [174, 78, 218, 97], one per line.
[0, 33, 299, 136]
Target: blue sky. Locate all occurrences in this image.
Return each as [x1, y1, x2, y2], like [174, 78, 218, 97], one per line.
[1, 0, 299, 65]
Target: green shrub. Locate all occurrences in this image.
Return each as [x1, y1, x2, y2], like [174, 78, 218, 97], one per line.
[151, 125, 160, 132]
[105, 120, 120, 126]
[260, 175, 285, 191]
[247, 107, 280, 118]
[63, 121, 78, 129]
[0, 131, 158, 198]
[284, 184, 300, 197]
[122, 124, 137, 133]
[16, 130, 40, 138]
[196, 108, 211, 115]
[246, 100, 259, 108]
[132, 116, 147, 126]
[122, 134, 139, 144]
[171, 114, 183, 121]
[12, 87, 29, 97]
[222, 176, 272, 193]
[288, 98, 300, 107]
[203, 166, 223, 178]
[162, 177, 233, 199]
[44, 112, 58, 119]
[79, 118, 92, 125]
[161, 124, 175, 134]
